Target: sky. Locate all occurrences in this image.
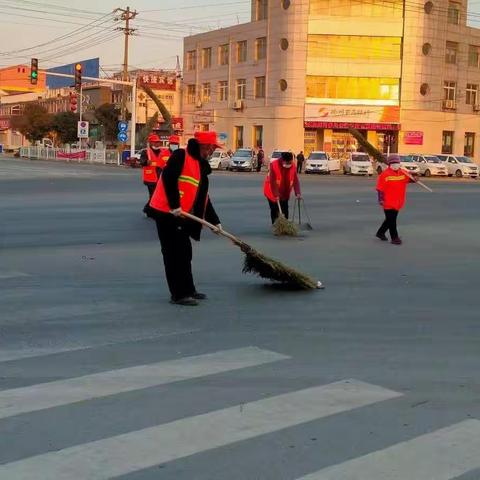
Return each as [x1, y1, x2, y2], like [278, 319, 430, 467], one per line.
[0, 0, 252, 73]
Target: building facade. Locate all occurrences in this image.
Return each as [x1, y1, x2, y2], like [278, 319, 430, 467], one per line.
[183, 0, 480, 162]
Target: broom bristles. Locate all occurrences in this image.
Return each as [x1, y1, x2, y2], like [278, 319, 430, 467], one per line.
[273, 215, 299, 237]
[240, 244, 317, 290]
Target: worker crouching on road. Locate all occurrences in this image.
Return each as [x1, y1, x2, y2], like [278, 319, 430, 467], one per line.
[263, 151, 302, 224]
[140, 134, 171, 218]
[376, 154, 418, 245]
[149, 131, 222, 306]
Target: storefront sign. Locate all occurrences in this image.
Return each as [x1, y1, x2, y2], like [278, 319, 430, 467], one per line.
[137, 72, 177, 91]
[403, 131, 423, 145]
[193, 110, 215, 123]
[305, 104, 400, 130]
[156, 117, 184, 132]
[0, 118, 10, 130]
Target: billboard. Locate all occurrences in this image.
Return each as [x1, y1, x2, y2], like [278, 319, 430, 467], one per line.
[46, 58, 100, 88]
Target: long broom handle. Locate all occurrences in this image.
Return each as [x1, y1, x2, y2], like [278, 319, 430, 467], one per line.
[180, 212, 245, 246]
[277, 200, 284, 216]
[401, 169, 433, 193]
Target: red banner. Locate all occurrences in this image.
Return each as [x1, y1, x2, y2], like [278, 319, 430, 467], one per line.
[57, 150, 86, 159]
[304, 121, 401, 131]
[403, 131, 424, 145]
[0, 118, 10, 130]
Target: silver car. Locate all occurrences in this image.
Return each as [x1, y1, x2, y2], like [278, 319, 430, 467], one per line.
[228, 148, 256, 172]
[412, 155, 448, 177]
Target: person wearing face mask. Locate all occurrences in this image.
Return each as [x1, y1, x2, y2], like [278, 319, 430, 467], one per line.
[376, 155, 417, 245]
[263, 151, 302, 224]
[149, 131, 222, 306]
[140, 134, 169, 218]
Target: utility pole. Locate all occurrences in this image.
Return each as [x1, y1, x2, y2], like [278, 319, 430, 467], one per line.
[114, 6, 137, 120]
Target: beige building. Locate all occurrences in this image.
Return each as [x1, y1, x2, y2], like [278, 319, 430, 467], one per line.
[183, 0, 480, 162]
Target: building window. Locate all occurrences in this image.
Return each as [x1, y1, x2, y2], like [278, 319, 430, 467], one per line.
[442, 131, 454, 154]
[236, 78, 246, 100]
[255, 37, 267, 60]
[237, 41, 247, 63]
[445, 41, 458, 64]
[218, 81, 228, 101]
[201, 82, 211, 102]
[201, 47, 212, 69]
[200, 123, 210, 132]
[187, 84, 196, 104]
[254, 76, 266, 99]
[448, 2, 460, 24]
[218, 44, 229, 66]
[468, 45, 480, 67]
[465, 132, 475, 156]
[186, 50, 196, 71]
[234, 126, 244, 149]
[255, 0, 268, 20]
[253, 125, 263, 148]
[466, 84, 478, 105]
[443, 81, 456, 100]
[309, 0, 403, 17]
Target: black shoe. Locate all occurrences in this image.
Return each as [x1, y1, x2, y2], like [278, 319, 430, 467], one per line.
[170, 297, 199, 306]
[376, 233, 388, 242]
[391, 237, 403, 245]
[191, 292, 207, 300]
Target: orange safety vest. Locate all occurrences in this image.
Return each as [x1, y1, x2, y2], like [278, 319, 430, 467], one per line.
[150, 152, 204, 214]
[263, 160, 295, 201]
[142, 148, 170, 183]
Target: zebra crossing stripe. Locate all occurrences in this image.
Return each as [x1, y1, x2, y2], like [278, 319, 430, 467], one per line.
[0, 347, 288, 420]
[297, 419, 480, 480]
[0, 379, 401, 480]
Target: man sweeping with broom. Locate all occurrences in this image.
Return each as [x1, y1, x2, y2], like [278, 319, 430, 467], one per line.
[264, 152, 302, 225]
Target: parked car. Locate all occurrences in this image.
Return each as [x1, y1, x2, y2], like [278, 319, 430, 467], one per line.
[436, 155, 479, 178]
[376, 154, 420, 175]
[208, 150, 230, 170]
[305, 151, 340, 174]
[343, 152, 373, 176]
[228, 148, 256, 172]
[411, 154, 448, 177]
[267, 149, 285, 168]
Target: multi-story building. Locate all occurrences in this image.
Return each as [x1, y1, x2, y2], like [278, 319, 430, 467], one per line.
[183, 0, 480, 162]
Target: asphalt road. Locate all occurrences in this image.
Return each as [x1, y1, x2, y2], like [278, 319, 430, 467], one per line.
[1, 155, 479, 480]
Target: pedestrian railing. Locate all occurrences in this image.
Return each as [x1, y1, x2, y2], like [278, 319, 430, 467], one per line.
[20, 146, 121, 165]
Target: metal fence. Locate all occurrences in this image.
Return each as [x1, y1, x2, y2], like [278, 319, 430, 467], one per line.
[20, 146, 121, 165]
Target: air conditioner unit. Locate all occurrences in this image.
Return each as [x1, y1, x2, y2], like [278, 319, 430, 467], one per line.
[473, 103, 480, 112]
[233, 100, 244, 110]
[443, 99, 457, 110]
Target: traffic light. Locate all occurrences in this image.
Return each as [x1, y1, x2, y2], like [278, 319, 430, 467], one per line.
[69, 92, 78, 113]
[30, 58, 38, 85]
[74, 63, 82, 91]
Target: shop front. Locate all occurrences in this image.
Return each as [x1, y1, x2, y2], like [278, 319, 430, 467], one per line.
[304, 105, 400, 159]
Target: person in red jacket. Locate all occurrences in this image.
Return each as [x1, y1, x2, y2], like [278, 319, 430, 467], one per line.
[376, 155, 417, 245]
[264, 151, 301, 224]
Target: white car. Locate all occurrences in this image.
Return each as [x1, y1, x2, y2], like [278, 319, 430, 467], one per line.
[343, 152, 373, 176]
[436, 155, 479, 178]
[208, 150, 230, 170]
[377, 154, 421, 175]
[305, 151, 340, 174]
[412, 154, 448, 177]
[228, 148, 256, 172]
[268, 150, 285, 168]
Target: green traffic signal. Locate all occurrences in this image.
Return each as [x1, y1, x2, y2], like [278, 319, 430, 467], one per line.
[30, 58, 38, 85]
[31, 71, 38, 79]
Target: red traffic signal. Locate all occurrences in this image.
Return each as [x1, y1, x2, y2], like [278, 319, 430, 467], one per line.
[74, 63, 82, 91]
[70, 92, 78, 113]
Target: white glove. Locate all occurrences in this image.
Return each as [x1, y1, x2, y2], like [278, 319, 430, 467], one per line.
[213, 223, 223, 234]
[170, 207, 183, 217]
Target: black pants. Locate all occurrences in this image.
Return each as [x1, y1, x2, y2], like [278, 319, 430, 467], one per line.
[268, 199, 289, 224]
[377, 209, 399, 239]
[143, 183, 156, 214]
[297, 163, 303, 174]
[256, 162, 263, 173]
[155, 216, 196, 301]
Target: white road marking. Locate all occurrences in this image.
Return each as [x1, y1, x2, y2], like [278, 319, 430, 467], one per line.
[0, 380, 401, 480]
[0, 271, 30, 280]
[297, 420, 480, 480]
[0, 347, 288, 419]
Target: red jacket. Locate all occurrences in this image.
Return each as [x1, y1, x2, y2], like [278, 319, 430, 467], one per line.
[376, 167, 411, 210]
[264, 160, 301, 201]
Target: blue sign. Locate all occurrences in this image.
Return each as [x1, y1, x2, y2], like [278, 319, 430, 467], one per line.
[46, 58, 100, 88]
[118, 121, 128, 132]
[117, 132, 128, 143]
[219, 132, 228, 141]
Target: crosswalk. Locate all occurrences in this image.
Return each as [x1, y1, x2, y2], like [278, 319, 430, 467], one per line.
[0, 345, 478, 480]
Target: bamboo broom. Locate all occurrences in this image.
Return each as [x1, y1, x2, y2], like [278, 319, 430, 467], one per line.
[272, 200, 299, 237]
[181, 212, 323, 290]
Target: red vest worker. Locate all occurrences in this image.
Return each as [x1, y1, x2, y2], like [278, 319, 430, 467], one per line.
[263, 151, 301, 224]
[150, 131, 222, 306]
[376, 155, 418, 245]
